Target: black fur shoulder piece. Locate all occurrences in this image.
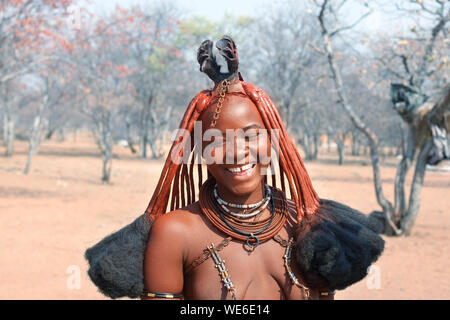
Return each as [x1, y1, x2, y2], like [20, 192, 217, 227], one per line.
[294, 199, 385, 291]
[84, 213, 152, 299]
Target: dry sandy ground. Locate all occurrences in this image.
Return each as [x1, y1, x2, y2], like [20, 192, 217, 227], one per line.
[0, 137, 449, 300]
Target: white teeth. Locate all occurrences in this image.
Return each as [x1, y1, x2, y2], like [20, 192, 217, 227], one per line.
[227, 163, 254, 173]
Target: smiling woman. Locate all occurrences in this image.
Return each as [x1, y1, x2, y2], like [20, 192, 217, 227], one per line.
[84, 36, 385, 300]
[199, 93, 272, 200]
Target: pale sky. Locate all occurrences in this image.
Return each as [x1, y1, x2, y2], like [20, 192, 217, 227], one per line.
[84, 0, 415, 36]
[87, 0, 266, 21]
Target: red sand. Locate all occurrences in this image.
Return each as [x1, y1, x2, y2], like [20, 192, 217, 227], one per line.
[0, 138, 448, 300]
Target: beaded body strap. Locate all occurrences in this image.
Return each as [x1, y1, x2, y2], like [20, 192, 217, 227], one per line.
[274, 235, 336, 299]
[274, 235, 311, 299]
[206, 242, 237, 300]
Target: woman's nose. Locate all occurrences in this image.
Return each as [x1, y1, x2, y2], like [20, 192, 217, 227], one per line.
[225, 135, 248, 164]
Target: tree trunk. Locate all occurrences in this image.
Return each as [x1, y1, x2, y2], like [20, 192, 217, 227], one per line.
[337, 145, 344, 165]
[367, 139, 401, 236]
[95, 112, 114, 184]
[140, 121, 148, 158]
[400, 140, 433, 235]
[3, 112, 14, 157]
[101, 149, 112, 184]
[351, 137, 357, 156]
[24, 97, 48, 174]
[351, 133, 361, 156]
[299, 134, 317, 160]
[56, 128, 66, 142]
[327, 135, 332, 153]
[148, 104, 173, 159]
[46, 129, 55, 140]
[149, 138, 164, 159]
[312, 133, 319, 160]
[302, 135, 311, 160]
[139, 92, 154, 159]
[335, 133, 346, 165]
[23, 153, 33, 175]
[395, 144, 403, 157]
[393, 126, 415, 221]
[125, 120, 137, 154]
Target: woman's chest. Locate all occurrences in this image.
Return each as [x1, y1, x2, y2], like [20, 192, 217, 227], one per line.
[183, 238, 309, 300]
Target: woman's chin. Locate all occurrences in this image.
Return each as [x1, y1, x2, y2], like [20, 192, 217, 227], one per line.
[226, 184, 257, 197]
[219, 174, 264, 196]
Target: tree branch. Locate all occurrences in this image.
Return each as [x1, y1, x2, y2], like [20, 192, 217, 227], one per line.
[415, 6, 450, 88]
[329, 9, 372, 38]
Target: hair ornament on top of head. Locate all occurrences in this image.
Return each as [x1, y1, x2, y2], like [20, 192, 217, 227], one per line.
[197, 35, 240, 86]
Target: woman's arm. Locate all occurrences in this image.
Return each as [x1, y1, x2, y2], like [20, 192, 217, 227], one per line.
[142, 212, 187, 300]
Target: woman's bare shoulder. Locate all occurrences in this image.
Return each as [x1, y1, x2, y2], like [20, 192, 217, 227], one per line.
[149, 201, 203, 240]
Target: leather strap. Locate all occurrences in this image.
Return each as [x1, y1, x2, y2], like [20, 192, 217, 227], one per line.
[184, 237, 232, 275]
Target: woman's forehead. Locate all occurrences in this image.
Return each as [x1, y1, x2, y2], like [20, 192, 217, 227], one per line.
[200, 95, 265, 132]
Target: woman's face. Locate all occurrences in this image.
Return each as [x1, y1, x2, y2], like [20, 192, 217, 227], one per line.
[199, 95, 271, 197]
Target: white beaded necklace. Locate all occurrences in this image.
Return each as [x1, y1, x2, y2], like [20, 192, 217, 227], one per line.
[213, 184, 272, 219]
[214, 184, 270, 208]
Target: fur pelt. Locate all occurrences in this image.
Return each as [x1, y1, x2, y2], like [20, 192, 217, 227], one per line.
[294, 199, 385, 291]
[84, 213, 152, 299]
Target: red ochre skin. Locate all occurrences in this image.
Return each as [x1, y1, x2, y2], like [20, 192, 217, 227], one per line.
[143, 82, 332, 300]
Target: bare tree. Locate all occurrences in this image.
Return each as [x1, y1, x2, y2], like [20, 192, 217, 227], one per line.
[70, 15, 135, 184]
[251, 3, 323, 133]
[23, 87, 48, 175]
[23, 68, 74, 174]
[0, 82, 32, 155]
[111, 4, 181, 159]
[314, 0, 450, 236]
[0, 0, 73, 156]
[295, 98, 323, 161]
[0, 83, 15, 155]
